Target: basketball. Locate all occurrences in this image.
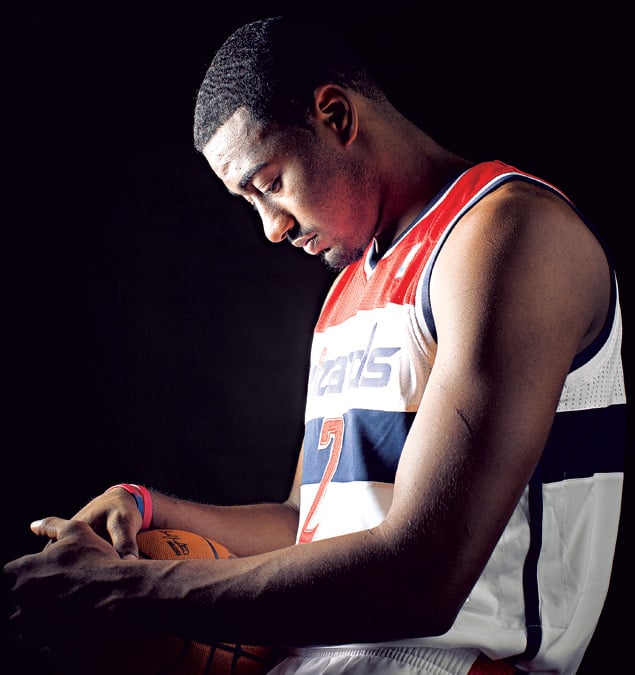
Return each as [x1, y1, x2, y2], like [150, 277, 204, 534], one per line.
[137, 528, 236, 561]
[50, 529, 281, 675]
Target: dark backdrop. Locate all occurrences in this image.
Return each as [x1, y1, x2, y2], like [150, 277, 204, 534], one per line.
[4, 2, 632, 673]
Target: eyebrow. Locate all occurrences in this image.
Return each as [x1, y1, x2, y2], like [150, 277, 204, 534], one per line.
[238, 162, 270, 191]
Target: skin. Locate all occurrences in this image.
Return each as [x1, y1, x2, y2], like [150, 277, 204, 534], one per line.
[4, 84, 610, 650]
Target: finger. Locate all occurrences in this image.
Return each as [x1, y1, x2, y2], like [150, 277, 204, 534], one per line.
[29, 517, 72, 541]
[107, 516, 140, 560]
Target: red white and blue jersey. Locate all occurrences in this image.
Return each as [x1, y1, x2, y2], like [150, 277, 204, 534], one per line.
[297, 161, 626, 673]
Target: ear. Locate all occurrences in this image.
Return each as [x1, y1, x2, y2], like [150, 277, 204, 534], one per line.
[312, 85, 358, 146]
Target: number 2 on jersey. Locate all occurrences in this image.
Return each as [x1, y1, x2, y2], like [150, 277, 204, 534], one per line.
[298, 416, 345, 543]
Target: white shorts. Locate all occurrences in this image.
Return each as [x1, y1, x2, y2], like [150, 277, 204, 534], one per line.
[268, 646, 481, 674]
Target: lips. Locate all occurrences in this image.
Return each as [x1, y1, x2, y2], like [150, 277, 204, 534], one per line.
[290, 233, 318, 254]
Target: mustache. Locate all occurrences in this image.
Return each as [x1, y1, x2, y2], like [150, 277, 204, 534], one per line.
[285, 220, 302, 241]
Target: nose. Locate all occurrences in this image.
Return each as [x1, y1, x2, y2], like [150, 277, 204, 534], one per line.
[259, 203, 295, 243]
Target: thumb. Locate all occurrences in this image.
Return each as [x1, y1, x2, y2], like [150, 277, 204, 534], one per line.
[30, 516, 72, 541]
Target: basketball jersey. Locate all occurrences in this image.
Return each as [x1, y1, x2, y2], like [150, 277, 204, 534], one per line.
[297, 160, 626, 673]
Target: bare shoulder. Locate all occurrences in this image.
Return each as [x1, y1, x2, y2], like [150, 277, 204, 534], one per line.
[462, 179, 597, 247]
[433, 177, 611, 355]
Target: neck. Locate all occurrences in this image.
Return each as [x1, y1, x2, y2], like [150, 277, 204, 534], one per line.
[374, 114, 472, 249]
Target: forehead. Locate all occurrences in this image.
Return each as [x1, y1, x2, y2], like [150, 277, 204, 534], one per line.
[202, 108, 270, 187]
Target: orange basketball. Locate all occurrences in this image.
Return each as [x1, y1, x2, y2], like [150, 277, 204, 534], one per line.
[51, 529, 281, 675]
[137, 528, 236, 561]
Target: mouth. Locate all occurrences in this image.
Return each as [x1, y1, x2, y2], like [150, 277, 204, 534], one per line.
[290, 233, 319, 255]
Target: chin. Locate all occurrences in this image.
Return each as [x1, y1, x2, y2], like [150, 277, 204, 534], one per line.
[320, 244, 366, 272]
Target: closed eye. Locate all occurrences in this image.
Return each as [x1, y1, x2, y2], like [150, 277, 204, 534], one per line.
[265, 176, 282, 194]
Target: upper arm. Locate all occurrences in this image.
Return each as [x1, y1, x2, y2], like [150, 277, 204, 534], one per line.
[382, 182, 611, 621]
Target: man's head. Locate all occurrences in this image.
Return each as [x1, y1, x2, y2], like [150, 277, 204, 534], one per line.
[193, 15, 383, 154]
[194, 16, 394, 271]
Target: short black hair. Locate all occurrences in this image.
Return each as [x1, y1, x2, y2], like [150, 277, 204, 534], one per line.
[193, 15, 383, 152]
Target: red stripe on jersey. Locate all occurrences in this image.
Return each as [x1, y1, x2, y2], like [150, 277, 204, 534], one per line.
[315, 161, 566, 333]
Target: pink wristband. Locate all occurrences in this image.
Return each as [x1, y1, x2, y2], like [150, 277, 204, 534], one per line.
[106, 483, 153, 530]
[134, 484, 153, 530]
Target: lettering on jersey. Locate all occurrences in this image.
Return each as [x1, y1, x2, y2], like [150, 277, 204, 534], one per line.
[310, 324, 400, 397]
[299, 416, 345, 544]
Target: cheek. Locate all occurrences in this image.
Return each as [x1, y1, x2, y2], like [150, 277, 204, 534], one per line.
[292, 143, 377, 234]
[303, 166, 363, 223]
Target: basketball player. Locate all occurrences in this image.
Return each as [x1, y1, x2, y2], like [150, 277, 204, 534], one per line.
[5, 15, 626, 675]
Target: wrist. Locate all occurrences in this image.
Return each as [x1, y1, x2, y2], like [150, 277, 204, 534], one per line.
[105, 483, 153, 530]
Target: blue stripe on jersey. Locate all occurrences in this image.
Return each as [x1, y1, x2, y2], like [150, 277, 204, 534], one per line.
[303, 410, 417, 485]
[540, 404, 626, 483]
[303, 404, 625, 487]
[512, 467, 544, 664]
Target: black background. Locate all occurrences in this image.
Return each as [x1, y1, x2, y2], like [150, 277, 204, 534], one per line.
[3, 1, 632, 673]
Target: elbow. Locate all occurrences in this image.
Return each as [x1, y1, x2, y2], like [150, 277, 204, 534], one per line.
[359, 565, 465, 641]
[395, 592, 462, 640]
[425, 585, 466, 636]
[370, 525, 469, 641]
[360, 596, 458, 642]
[426, 604, 461, 637]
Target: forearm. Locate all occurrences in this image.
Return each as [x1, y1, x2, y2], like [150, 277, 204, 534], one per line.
[149, 490, 299, 557]
[114, 523, 452, 648]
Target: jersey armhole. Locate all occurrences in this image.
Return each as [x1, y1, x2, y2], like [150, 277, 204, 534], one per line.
[415, 174, 615, 352]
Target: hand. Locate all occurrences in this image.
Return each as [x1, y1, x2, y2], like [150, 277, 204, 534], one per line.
[3, 517, 122, 648]
[72, 486, 144, 559]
